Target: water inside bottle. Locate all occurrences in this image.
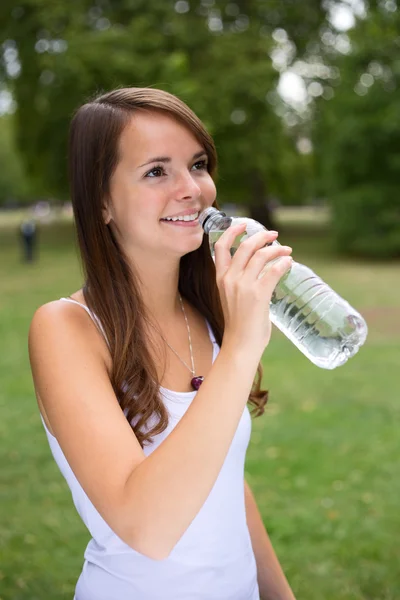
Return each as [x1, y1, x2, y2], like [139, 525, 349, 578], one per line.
[269, 263, 367, 369]
[209, 231, 249, 256]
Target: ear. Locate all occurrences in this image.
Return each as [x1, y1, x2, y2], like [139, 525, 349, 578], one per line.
[102, 201, 112, 225]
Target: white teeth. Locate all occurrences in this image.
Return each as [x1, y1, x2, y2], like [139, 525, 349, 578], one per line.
[163, 211, 199, 222]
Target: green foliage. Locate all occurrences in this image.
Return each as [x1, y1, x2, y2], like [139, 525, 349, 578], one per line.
[0, 114, 29, 204]
[0, 0, 329, 203]
[2, 1, 400, 256]
[331, 185, 400, 259]
[313, 6, 400, 257]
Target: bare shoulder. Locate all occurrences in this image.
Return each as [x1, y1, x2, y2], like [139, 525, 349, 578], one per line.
[29, 296, 92, 334]
[29, 295, 95, 338]
[29, 297, 111, 373]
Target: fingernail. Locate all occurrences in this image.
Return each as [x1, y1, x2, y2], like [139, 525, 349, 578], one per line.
[269, 230, 278, 235]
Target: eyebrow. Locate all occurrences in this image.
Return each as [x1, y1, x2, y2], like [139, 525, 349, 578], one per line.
[138, 150, 207, 169]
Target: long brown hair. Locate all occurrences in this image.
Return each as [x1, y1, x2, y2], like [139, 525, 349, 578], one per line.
[68, 87, 268, 448]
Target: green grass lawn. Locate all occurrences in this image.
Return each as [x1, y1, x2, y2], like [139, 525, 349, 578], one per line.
[0, 220, 399, 600]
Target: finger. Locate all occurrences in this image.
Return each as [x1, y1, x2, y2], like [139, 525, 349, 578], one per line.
[259, 256, 293, 296]
[227, 229, 279, 277]
[213, 222, 247, 280]
[243, 245, 292, 283]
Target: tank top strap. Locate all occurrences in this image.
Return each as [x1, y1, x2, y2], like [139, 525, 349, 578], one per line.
[59, 297, 110, 350]
[205, 319, 218, 347]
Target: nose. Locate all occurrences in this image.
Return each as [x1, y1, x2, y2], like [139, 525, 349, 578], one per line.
[174, 170, 201, 201]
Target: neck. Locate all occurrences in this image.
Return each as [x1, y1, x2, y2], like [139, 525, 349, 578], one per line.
[131, 254, 182, 322]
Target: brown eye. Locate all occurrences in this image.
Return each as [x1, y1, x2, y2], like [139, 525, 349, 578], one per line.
[145, 166, 166, 178]
[192, 160, 208, 171]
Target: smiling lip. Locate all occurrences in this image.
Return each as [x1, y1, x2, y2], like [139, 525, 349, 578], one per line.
[161, 208, 201, 220]
[160, 218, 199, 227]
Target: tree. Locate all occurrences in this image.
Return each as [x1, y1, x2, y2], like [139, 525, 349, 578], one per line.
[312, 4, 400, 257]
[0, 113, 29, 205]
[0, 0, 335, 224]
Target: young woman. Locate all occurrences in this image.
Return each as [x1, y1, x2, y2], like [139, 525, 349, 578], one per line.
[28, 87, 295, 600]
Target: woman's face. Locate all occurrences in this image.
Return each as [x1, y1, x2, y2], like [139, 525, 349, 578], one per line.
[104, 111, 217, 261]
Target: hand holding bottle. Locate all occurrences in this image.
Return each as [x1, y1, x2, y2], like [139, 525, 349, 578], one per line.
[213, 222, 293, 355]
[200, 207, 368, 369]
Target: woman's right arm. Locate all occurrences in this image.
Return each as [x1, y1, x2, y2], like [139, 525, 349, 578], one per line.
[29, 224, 292, 561]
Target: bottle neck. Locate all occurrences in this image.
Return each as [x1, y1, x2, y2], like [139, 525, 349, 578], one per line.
[200, 208, 233, 234]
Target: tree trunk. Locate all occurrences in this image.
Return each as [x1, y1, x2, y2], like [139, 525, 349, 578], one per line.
[248, 172, 278, 231]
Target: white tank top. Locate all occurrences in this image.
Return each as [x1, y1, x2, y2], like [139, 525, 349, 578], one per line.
[40, 297, 260, 600]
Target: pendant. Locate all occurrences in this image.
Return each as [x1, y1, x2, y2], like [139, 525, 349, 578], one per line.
[191, 376, 204, 391]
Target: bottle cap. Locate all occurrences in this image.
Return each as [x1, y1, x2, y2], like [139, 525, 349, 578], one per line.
[198, 207, 226, 230]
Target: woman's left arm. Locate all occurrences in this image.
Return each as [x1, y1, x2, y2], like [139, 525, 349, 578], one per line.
[244, 478, 296, 600]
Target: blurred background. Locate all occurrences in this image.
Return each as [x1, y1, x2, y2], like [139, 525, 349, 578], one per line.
[0, 1, 399, 599]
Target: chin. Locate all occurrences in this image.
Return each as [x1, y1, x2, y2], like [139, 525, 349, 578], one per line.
[173, 236, 204, 257]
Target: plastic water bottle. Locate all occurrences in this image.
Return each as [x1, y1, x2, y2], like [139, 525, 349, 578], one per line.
[199, 207, 368, 370]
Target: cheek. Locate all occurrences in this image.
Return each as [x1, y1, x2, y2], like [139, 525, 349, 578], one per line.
[110, 180, 157, 223]
[202, 177, 217, 203]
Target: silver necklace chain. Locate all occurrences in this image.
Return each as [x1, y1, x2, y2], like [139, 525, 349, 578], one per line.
[151, 294, 196, 376]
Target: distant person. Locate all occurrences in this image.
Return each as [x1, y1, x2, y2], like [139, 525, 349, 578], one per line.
[19, 219, 37, 262]
[28, 88, 295, 600]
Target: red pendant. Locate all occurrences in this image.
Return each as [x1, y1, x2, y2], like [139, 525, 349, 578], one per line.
[191, 376, 204, 391]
